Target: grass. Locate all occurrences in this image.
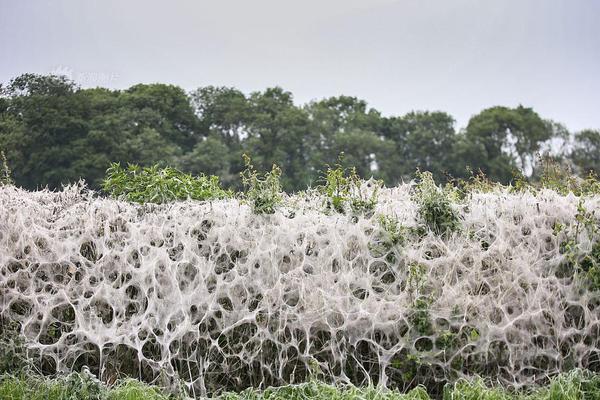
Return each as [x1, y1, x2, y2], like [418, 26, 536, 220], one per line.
[1, 370, 600, 400]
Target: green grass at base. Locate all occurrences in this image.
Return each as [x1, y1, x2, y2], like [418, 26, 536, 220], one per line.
[1, 370, 600, 400]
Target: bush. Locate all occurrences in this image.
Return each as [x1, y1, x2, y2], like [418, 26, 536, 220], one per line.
[102, 163, 231, 204]
[0, 150, 13, 186]
[0, 318, 28, 374]
[534, 155, 600, 196]
[320, 162, 380, 216]
[240, 154, 283, 214]
[413, 171, 460, 236]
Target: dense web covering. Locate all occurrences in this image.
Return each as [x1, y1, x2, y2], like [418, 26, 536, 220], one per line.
[1, 184, 600, 397]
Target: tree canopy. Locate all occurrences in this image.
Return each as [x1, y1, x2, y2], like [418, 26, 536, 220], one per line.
[0, 73, 597, 192]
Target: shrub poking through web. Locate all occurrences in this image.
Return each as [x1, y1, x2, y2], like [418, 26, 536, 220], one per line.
[240, 154, 283, 214]
[102, 163, 231, 204]
[0, 150, 13, 186]
[539, 155, 600, 196]
[413, 170, 460, 236]
[320, 160, 380, 216]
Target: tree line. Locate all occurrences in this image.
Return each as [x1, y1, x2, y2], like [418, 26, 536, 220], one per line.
[0, 73, 598, 192]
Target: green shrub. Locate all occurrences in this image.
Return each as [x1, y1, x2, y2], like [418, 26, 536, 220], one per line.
[0, 150, 13, 186]
[240, 154, 283, 214]
[413, 171, 461, 236]
[320, 162, 380, 216]
[553, 199, 600, 292]
[0, 318, 28, 374]
[453, 168, 503, 196]
[378, 215, 406, 247]
[408, 297, 433, 336]
[102, 163, 231, 204]
[370, 214, 409, 259]
[537, 155, 600, 196]
[579, 241, 600, 292]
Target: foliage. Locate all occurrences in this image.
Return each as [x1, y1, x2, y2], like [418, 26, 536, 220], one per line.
[462, 105, 552, 182]
[452, 168, 502, 196]
[382, 111, 458, 184]
[0, 318, 28, 374]
[405, 263, 433, 336]
[538, 155, 600, 196]
[553, 198, 600, 291]
[240, 154, 283, 214]
[102, 163, 230, 204]
[408, 297, 433, 336]
[571, 129, 600, 177]
[0, 149, 12, 186]
[413, 171, 461, 236]
[1, 370, 600, 399]
[1, 73, 600, 192]
[379, 215, 407, 246]
[445, 369, 600, 400]
[578, 241, 600, 292]
[0, 373, 177, 400]
[320, 159, 380, 216]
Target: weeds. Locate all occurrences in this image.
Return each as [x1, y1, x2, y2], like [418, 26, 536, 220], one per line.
[408, 297, 433, 336]
[0, 149, 13, 186]
[453, 168, 502, 196]
[553, 198, 600, 291]
[369, 214, 409, 261]
[102, 163, 231, 204]
[414, 171, 461, 236]
[0, 318, 28, 374]
[378, 214, 406, 248]
[240, 154, 283, 214]
[2, 369, 598, 399]
[319, 160, 380, 216]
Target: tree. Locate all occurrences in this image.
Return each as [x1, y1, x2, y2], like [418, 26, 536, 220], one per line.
[0, 76, 196, 190]
[177, 135, 231, 181]
[0, 74, 88, 189]
[243, 87, 313, 191]
[119, 84, 198, 149]
[305, 96, 384, 184]
[571, 129, 600, 176]
[190, 86, 249, 145]
[463, 106, 552, 182]
[380, 111, 457, 183]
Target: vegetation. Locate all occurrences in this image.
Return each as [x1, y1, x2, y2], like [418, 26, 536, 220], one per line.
[3, 76, 600, 398]
[1, 74, 599, 192]
[0, 319, 28, 374]
[102, 163, 230, 204]
[413, 171, 461, 236]
[0, 149, 12, 186]
[240, 154, 283, 214]
[319, 160, 380, 216]
[1, 370, 600, 399]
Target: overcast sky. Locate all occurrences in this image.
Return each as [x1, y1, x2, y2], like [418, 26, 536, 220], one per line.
[1, 0, 599, 131]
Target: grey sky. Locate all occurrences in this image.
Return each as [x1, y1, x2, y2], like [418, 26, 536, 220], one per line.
[1, 0, 599, 131]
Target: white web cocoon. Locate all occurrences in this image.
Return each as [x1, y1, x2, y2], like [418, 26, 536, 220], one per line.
[1, 184, 599, 396]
